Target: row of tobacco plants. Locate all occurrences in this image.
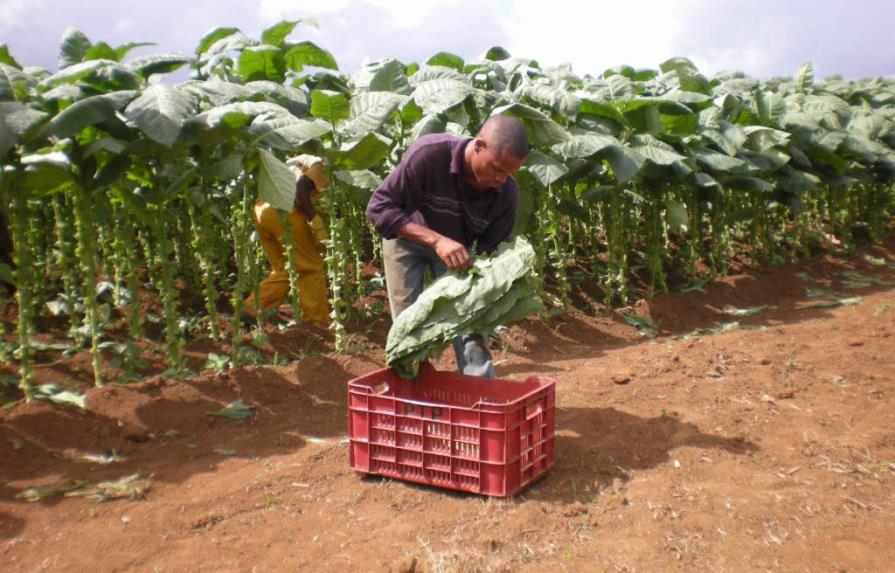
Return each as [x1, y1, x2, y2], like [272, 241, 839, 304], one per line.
[1, 20, 894, 397]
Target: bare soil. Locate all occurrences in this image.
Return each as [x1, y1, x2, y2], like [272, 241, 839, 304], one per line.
[2, 240, 895, 573]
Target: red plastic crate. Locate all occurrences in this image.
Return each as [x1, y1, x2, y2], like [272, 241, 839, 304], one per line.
[348, 363, 555, 497]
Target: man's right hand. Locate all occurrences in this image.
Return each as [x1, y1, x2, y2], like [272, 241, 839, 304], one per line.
[434, 236, 471, 272]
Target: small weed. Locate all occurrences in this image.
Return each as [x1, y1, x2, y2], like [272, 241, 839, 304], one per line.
[263, 491, 279, 508]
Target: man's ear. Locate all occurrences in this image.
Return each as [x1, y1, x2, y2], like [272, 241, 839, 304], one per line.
[473, 138, 486, 153]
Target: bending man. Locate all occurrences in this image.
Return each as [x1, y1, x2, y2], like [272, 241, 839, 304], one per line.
[366, 115, 529, 377]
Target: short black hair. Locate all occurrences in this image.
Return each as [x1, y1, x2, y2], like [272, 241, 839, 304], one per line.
[479, 115, 529, 159]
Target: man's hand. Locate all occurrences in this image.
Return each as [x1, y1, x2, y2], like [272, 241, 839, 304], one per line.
[434, 236, 471, 272]
[395, 222, 471, 272]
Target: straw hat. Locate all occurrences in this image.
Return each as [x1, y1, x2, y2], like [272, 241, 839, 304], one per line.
[286, 154, 329, 191]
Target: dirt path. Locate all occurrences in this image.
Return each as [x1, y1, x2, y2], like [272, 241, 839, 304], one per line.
[2, 242, 894, 573]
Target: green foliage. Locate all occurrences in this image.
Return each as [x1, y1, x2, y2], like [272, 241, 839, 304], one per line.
[1, 23, 894, 393]
[386, 237, 543, 378]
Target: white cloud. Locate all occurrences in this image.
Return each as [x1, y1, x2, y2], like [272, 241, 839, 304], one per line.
[501, 0, 699, 75]
[0, 0, 891, 78]
[114, 17, 135, 34]
[0, 0, 42, 30]
[257, 0, 468, 30]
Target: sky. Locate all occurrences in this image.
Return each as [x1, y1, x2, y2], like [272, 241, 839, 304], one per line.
[1, 0, 892, 80]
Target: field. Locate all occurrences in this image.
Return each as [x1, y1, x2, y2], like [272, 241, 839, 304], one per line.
[2, 19, 895, 573]
[2, 239, 893, 573]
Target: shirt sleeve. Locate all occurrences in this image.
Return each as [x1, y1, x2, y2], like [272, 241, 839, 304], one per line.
[475, 179, 518, 254]
[365, 146, 428, 239]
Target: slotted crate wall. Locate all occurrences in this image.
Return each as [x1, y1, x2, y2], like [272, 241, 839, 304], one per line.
[348, 364, 555, 497]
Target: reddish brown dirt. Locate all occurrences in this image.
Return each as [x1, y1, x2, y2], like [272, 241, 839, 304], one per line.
[2, 241, 895, 572]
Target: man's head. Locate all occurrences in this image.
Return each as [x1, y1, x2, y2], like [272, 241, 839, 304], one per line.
[464, 115, 529, 190]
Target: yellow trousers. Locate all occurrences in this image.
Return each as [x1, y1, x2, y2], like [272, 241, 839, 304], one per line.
[245, 200, 329, 326]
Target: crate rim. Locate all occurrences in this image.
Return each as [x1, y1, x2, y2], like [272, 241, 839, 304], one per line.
[348, 365, 555, 411]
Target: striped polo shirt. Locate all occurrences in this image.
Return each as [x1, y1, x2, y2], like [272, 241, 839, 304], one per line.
[366, 133, 518, 254]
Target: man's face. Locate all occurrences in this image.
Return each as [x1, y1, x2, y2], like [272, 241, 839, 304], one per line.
[468, 141, 525, 190]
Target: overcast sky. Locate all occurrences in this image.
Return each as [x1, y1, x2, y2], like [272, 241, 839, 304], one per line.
[2, 0, 892, 80]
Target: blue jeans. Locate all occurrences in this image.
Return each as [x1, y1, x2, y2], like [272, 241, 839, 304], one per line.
[382, 238, 495, 378]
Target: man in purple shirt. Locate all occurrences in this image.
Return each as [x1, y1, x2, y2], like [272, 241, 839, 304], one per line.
[366, 115, 529, 377]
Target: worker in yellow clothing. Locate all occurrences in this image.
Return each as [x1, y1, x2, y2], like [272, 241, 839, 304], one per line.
[244, 157, 330, 326]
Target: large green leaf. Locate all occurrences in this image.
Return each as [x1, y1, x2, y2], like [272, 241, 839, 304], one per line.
[207, 153, 245, 181]
[578, 99, 628, 128]
[186, 101, 293, 136]
[552, 131, 619, 160]
[113, 41, 154, 61]
[738, 149, 790, 173]
[339, 91, 407, 140]
[662, 89, 712, 106]
[794, 62, 814, 93]
[197, 31, 256, 68]
[195, 27, 240, 55]
[0, 44, 21, 68]
[333, 169, 383, 191]
[693, 148, 748, 173]
[249, 115, 331, 149]
[411, 77, 476, 115]
[484, 46, 511, 61]
[238, 45, 285, 83]
[352, 58, 412, 94]
[425, 52, 464, 72]
[803, 144, 848, 174]
[127, 53, 192, 77]
[774, 166, 820, 192]
[624, 104, 664, 134]
[631, 134, 686, 165]
[261, 20, 300, 47]
[284, 42, 338, 71]
[124, 84, 198, 146]
[58, 28, 91, 69]
[333, 132, 391, 170]
[310, 89, 350, 124]
[0, 63, 31, 102]
[517, 82, 580, 118]
[180, 78, 256, 106]
[490, 103, 569, 146]
[600, 144, 645, 183]
[409, 114, 446, 142]
[754, 91, 787, 126]
[41, 59, 139, 90]
[665, 198, 689, 230]
[84, 136, 127, 157]
[743, 125, 790, 151]
[245, 80, 309, 116]
[724, 175, 775, 193]
[660, 57, 698, 76]
[524, 150, 568, 188]
[409, 65, 467, 85]
[21, 151, 74, 193]
[606, 74, 634, 99]
[511, 182, 537, 236]
[257, 149, 296, 211]
[44, 90, 136, 138]
[618, 97, 692, 116]
[84, 42, 119, 62]
[0, 102, 48, 156]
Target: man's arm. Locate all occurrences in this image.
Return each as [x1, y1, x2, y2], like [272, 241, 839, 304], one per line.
[367, 141, 471, 271]
[396, 222, 470, 271]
